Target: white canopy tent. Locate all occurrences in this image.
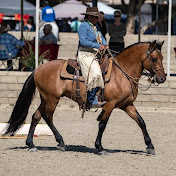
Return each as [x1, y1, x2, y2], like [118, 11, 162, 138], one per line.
[53, 0, 87, 19]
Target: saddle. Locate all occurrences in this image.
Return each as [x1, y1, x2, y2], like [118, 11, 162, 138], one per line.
[60, 55, 113, 117]
[60, 55, 113, 83]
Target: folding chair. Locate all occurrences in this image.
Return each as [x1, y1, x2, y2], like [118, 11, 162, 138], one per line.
[0, 44, 18, 71]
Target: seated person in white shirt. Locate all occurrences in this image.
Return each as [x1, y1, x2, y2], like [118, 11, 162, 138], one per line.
[40, 24, 57, 44]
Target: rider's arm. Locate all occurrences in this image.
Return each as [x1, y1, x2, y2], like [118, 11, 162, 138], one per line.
[96, 24, 107, 46]
[78, 23, 100, 49]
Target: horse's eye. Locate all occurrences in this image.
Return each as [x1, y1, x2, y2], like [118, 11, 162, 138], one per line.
[152, 58, 157, 62]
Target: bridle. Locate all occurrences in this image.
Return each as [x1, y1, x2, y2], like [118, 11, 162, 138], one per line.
[107, 42, 164, 90]
[141, 44, 164, 75]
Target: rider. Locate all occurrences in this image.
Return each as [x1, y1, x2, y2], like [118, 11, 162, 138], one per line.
[77, 7, 108, 108]
[41, 1, 55, 23]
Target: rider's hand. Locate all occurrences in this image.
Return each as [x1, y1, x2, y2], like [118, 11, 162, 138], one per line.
[105, 45, 109, 49]
[99, 44, 105, 51]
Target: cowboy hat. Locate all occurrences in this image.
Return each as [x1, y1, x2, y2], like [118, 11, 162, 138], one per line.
[81, 7, 100, 16]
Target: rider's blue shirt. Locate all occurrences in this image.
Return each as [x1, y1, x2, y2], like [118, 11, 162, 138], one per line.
[42, 6, 55, 22]
[78, 21, 107, 49]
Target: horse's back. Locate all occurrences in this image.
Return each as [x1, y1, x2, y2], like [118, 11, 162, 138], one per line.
[34, 59, 67, 97]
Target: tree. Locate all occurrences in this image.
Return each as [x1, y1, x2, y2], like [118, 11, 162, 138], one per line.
[124, 0, 146, 34]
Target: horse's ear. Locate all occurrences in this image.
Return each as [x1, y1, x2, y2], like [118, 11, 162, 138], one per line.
[156, 41, 164, 50]
[160, 41, 164, 46]
[150, 40, 157, 50]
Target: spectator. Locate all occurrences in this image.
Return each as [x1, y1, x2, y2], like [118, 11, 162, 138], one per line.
[97, 11, 107, 39]
[67, 17, 72, 26]
[40, 24, 57, 44]
[23, 17, 35, 32]
[108, 10, 126, 55]
[62, 19, 71, 32]
[15, 21, 21, 31]
[41, 1, 55, 23]
[0, 23, 25, 70]
[71, 17, 81, 32]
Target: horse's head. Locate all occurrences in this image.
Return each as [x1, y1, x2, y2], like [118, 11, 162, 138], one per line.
[142, 40, 166, 84]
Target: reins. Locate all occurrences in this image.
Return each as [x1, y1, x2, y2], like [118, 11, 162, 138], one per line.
[107, 47, 160, 91]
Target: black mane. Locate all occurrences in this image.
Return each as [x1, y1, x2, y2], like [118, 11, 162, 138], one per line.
[115, 40, 162, 56]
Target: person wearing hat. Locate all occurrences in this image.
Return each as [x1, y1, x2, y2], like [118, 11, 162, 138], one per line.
[77, 7, 108, 108]
[108, 10, 126, 55]
[0, 23, 25, 70]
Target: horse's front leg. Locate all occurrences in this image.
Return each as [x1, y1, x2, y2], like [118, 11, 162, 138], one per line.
[95, 104, 114, 155]
[124, 104, 155, 155]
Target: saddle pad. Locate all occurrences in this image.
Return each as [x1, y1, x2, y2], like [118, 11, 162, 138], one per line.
[60, 57, 113, 83]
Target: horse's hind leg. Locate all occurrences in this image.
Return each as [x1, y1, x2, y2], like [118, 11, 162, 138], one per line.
[124, 104, 155, 155]
[42, 99, 66, 151]
[26, 105, 42, 151]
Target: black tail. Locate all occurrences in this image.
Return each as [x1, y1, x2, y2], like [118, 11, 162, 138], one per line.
[5, 72, 36, 134]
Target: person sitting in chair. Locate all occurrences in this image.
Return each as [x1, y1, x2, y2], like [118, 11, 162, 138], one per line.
[40, 24, 58, 44]
[77, 7, 108, 108]
[0, 23, 25, 70]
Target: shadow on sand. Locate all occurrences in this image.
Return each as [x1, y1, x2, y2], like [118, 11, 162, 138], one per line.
[9, 145, 148, 155]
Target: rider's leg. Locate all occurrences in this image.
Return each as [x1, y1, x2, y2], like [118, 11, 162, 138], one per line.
[87, 87, 99, 107]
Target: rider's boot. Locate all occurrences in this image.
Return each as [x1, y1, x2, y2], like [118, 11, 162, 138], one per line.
[87, 88, 107, 108]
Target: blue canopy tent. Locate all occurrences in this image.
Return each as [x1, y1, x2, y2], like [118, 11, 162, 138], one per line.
[0, 0, 36, 16]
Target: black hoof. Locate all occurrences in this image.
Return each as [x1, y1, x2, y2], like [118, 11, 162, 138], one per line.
[57, 145, 66, 152]
[98, 150, 107, 155]
[28, 147, 38, 152]
[146, 148, 155, 155]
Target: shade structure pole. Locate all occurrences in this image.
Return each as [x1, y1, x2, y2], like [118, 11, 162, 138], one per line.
[167, 0, 172, 76]
[35, 0, 40, 68]
[21, 0, 24, 40]
[92, 0, 97, 7]
[138, 0, 141, 42]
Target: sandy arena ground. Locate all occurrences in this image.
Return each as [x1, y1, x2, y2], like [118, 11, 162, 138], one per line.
[0, 104, 176, 176]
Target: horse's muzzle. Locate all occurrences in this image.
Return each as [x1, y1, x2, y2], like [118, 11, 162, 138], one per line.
[153, 74, 166, 84]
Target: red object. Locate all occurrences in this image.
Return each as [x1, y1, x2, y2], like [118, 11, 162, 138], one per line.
[15, 14, 29, 25]
[0, 13, 4, 24]
[15, 14, 29, 21]
[22, 43, 60, 61]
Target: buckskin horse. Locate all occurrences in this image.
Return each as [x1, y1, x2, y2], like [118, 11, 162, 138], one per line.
[5, 40, 166, 155]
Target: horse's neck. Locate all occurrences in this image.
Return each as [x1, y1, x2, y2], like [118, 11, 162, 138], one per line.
[114, 44, 148, 79]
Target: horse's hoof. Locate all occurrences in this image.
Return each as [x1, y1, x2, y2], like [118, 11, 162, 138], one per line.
[146, 149, 155, 155]
[28, 148, 38, 152]
[98, 150, 107, 156]
[57, 145, 66, 152]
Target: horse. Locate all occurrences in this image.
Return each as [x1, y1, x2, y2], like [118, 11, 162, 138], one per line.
[5, 40, 166, 155]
